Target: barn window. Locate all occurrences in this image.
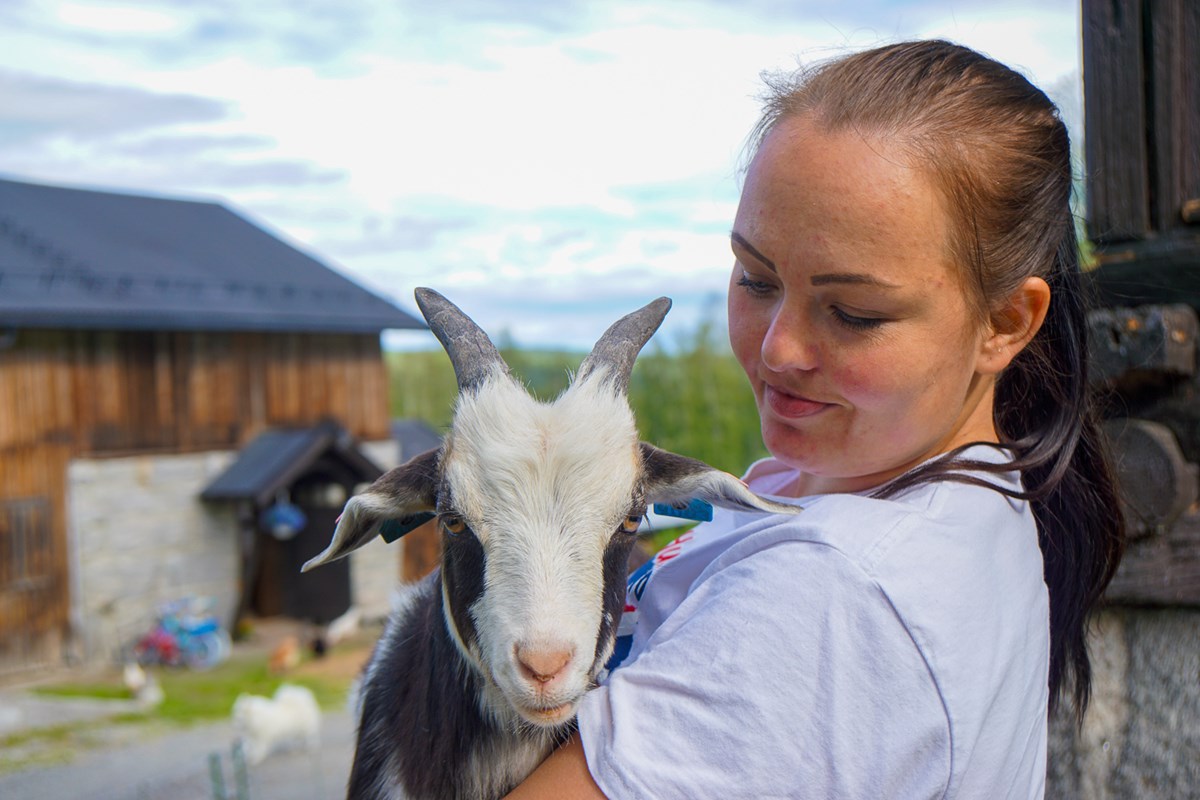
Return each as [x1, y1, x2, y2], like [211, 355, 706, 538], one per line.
[0, 498, 52, 590]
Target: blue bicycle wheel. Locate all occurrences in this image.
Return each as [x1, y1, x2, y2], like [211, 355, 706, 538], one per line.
[185, 630, 231, 670]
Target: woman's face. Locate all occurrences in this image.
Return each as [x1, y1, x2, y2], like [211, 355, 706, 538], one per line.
[728, 115, 999, 495]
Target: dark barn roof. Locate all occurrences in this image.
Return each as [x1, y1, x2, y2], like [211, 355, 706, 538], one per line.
[0, 176, 425, 333]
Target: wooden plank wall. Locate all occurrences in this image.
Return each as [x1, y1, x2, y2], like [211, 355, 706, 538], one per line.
[0, 329, 389, 456]
[1083, 0, 1200, 242]
[1083, 0, 1150, 242]
[1148, 1, 1200, 235]
[0, 444, 69, 674]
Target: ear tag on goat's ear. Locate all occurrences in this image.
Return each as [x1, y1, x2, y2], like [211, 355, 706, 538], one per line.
[653, 498, 713, 522]
[380, 512, 437, 544]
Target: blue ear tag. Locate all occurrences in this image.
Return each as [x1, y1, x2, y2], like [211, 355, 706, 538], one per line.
[380, 512, 437, 544]
[652, 498, 714, 522]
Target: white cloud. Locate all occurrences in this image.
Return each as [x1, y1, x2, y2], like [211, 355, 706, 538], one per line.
[55, 2, 182, 34]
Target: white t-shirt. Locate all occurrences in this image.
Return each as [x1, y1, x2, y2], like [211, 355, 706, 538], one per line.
[577, 450, 1050, 799]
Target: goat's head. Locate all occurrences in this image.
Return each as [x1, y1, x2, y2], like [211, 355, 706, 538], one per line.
[304, 288, 797, 728]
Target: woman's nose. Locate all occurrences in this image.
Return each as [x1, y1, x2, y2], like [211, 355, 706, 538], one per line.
[761, 308, 819, 372]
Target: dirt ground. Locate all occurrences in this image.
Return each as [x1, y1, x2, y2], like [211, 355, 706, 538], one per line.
[224, 614, 381, 683]
[291, 631, 378, 683]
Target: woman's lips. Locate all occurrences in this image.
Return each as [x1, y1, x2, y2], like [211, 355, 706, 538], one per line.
[764, 384, 832, 419]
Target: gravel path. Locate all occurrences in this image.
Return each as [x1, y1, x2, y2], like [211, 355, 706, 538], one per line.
[0, 703, 357, 800]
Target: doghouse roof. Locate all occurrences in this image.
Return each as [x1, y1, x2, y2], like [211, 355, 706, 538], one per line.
[201, 420, 384, 507]
[0, 176, 425, 333]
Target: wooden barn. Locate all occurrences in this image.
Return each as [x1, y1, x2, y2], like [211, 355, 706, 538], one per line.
[0, 175, 425, 677]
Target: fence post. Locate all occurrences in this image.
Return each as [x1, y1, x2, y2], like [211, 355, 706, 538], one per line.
[207, 752, 227, 800]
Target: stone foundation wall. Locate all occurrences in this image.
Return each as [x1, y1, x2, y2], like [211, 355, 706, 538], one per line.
[349, 440, 402, 622]
[65, 440, 402, 666]
[67, 451, 241, 666]
[1048, 608, 1200, 799]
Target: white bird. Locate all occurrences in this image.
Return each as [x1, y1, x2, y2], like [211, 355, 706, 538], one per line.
[122, 662, 147, 694]
[123, 662, 164, 708]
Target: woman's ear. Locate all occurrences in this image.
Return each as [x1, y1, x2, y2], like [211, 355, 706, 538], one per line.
[977, 276, 1051, 374]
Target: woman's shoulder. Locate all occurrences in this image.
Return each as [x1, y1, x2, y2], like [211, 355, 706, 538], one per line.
[710, 453, 1038, 590]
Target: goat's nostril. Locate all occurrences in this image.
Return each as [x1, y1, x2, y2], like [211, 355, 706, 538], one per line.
[515, 645, 573, 684]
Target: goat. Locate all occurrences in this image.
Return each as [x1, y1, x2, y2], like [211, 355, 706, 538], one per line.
[303, 288, 797, 800]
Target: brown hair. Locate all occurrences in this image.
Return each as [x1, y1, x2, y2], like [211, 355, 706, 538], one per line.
[750, 40, 1125, 722]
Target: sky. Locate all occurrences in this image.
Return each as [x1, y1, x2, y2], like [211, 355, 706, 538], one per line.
[0, 0, 1083, 351]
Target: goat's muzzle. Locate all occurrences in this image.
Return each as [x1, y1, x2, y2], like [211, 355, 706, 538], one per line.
[515, 642, 574, 686]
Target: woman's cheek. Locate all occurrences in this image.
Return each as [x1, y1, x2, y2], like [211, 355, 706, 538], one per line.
[830, 359, 891, 406]
[728, 308, 769, 378]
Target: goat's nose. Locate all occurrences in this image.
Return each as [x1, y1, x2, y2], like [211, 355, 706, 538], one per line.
[515, 643, 574, 684]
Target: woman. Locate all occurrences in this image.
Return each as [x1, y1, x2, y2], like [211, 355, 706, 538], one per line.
[509, 39, 1124, 799]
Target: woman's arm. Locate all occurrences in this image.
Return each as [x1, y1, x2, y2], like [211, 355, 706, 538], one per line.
[504, 734, 608, 800]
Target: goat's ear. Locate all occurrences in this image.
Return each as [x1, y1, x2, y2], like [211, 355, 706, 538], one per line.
[302, 448, 440, 572]
[639, 443, 800, 516]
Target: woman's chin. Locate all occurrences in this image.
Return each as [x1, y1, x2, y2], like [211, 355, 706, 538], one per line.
[759, 423, 826, 468]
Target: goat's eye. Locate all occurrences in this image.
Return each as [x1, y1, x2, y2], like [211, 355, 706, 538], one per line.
[440, 514, 467, 535]
[620, 514, 642, 534]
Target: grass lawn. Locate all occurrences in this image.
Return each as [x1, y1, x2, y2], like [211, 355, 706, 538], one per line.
[32, 647, 358, 724]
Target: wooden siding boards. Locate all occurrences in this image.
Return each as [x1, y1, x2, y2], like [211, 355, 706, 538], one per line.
[1084, 0, 1200, 243]
[0, 444, 69, 674]
[1149, 0, 1200, 236]
[0, 330, 390, 457]
[1083, 0, 1151, 242]
[1081, 1, 1200, 606]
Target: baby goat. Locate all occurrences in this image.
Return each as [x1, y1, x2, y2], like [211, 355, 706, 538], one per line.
[303, 288, 796, 800]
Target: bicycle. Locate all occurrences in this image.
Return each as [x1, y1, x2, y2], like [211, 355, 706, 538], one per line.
[132, 597, 232, 670]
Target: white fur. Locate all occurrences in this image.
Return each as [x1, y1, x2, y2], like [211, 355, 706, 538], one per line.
[232, 683, 321, 765]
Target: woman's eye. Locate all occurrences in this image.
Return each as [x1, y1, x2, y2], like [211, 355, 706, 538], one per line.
[440, 514, 467, 535]
[831, 307, 886, 332]
[736, 274, 776, 297]
[620, 514, 643, 534]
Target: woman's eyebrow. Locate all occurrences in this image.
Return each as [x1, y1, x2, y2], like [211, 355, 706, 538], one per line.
[810, 273, 903, 289]
[733, 230, 902, 289]
[730, 231, 777, 273]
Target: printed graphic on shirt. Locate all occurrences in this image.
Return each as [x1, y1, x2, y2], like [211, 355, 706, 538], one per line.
[605, 530, 695, 672]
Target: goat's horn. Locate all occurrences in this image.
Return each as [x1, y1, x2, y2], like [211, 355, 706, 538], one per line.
[414, 288, 508, 391]
[577, 297, 672, 392]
